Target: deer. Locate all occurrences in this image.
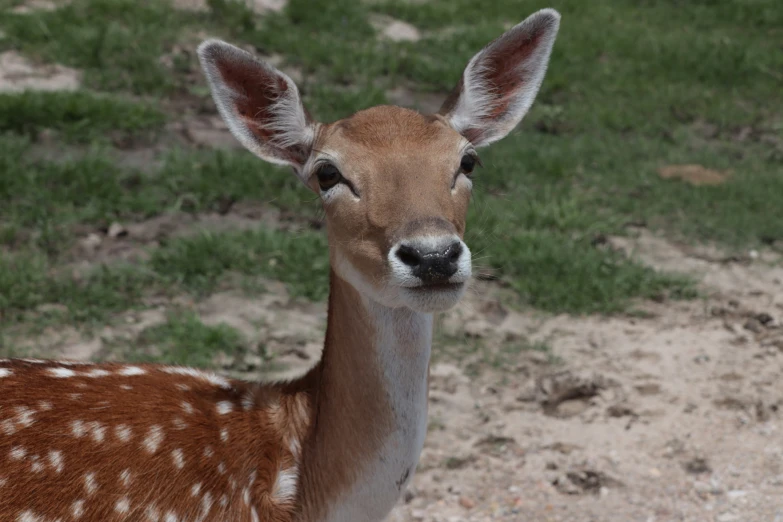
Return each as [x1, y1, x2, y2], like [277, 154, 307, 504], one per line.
[0, 8, 560, 522]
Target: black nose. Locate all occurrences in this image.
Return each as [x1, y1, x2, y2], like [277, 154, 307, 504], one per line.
[396, 241, 463, 283]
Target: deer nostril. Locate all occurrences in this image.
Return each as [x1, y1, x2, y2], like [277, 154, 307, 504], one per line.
[445, 242, 463, 263]
[396, 244, 422, 267]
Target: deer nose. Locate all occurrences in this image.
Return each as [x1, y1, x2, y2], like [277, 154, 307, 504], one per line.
[395, 241, 463, 283]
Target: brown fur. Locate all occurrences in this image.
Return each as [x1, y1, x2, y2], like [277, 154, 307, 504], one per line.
[312, 107, 472, 290]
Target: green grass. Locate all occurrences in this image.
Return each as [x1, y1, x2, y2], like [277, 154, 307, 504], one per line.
[0, 226, 329, 326]
[0, 90, 165, 143]
[129, 309, 245, 368]
[1, 0, 781, 337]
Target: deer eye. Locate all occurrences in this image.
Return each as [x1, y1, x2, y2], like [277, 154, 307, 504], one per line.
[460, 153, 481, 176]
[316, 164, 342, 191]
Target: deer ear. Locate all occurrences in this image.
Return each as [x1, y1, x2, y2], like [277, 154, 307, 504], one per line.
[439, 9, 560, 147]
[197, 40, 316, 180]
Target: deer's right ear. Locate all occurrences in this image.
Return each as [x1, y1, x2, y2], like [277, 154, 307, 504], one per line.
[197, 40, 316, 181]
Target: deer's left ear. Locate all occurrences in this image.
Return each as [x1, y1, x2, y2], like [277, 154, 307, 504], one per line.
[439, 9, 560, 147]
[197, 39, 317, 181]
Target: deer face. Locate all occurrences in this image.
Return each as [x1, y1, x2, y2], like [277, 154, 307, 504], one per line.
[197, 9, 560, 313]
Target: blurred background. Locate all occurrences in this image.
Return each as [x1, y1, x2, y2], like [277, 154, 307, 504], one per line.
[1, 0, 782, 520]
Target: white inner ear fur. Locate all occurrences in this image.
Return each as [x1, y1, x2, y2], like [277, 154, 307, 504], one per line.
[446, 8, 561, 147]
[196, 39, 316, 180]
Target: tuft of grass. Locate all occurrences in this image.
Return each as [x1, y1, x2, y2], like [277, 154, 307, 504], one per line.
[149, 227, 330, 300]
[130, 310, 245, 368]
[0, 226, 329, 326]
[0, 253, 155, 325]
[0, 91, 165, 143]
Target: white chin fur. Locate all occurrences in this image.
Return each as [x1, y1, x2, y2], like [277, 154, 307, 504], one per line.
[399, 284, 468, 313]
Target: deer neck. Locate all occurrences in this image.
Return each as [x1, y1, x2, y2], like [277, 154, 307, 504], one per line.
[297, 270, 433, 522]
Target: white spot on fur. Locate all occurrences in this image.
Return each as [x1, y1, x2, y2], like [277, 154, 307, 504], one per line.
[165, 512, 178, 522]
[145, 504, 160, 521]
[48, 367, 76, 378]
[0, 368, 12, 378]
[16, 511, 42, 522]
[15, 406, 35, 428]
[10, 446, 26, 460]
[173, 417, 187, 430]
[115, 424, 133, 442]
[273, 466, 298, 503]
[200, 492, 213, 520]
[176, 383, 190, 391]
[86, 368, 110, 377]
[242, 391, 254, 410]
[143, 425, 164, 453]
[120, 469, 132, 487]
[0, 476, 6, 487]
[220, 429, 228, 443]
[115, 497, 131, 515]
[119, 366, 146, 376]
[70, 393, 82, 400]
[191, 483, 201, 497]
[71, 420, 86, 438]
[216, 401, 233, 415]
[72, 500, 85, 519]
[37, 401, 52, 411]
[203, 446, 214, 458]
[1, 419, 15, 435]
[161, 366, 231, 389]
[172, 449, 185, 469]
[120, 384, 133, 390]
[89, 421, 106, 443]
[48, 450, 64, 473]
[181, 401, 194, 414]
[242, 487, 250, 506]
[30, 455, 44, 473]
[84, 472, 98, 495]
[220, 495, 228, 507]
[251, 508, 260, 522]
[217, 461, 226, 474]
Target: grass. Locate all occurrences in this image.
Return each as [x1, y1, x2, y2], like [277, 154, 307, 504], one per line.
[0, 90, 165, 143]
[129, 309, 246, 368]
[1, 0, 781, 354]
[0, 225, 329, 326]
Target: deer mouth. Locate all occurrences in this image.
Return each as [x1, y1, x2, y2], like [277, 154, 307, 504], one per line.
[407, 281, 465, 292]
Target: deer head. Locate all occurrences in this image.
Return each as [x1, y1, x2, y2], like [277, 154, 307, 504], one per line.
[197, 9, 560, 313]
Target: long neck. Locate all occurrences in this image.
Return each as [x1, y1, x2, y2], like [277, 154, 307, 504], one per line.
[296, 270, 433, 521]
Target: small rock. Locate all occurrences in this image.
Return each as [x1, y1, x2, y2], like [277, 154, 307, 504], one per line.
[79, 233, 102, 254]
[744, 318, 764, 334]
[684, 457, 712, 474]
[458, 496, 476, 510]
[371, 15, 421, 42]
[757, 312, 774, 326]
[107, 222, 128, 238]
[726, 490, 748, 500]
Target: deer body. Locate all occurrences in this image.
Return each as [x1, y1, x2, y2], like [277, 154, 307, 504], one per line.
[0, 9, 560, 522]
